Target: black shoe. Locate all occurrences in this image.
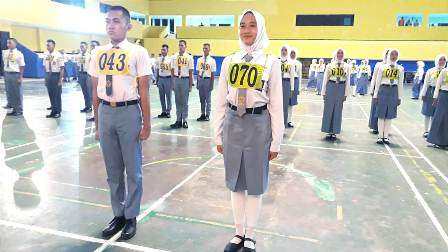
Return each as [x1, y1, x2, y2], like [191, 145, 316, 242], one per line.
[182, 121, 189, 129]
[197, 114, 206, 121]
[166, 113, 171, 118]
[120, 218, 137, 240]
[170, 121, 182, 129]
[80, 107, 92, 113]
[87, 117, 95, 122]
[287, 122, 294, 128]
[383, 138, 390, 145]
[423, 132, 429, 138]
[7, 111, 22, 116]
[3, 105, 12, 109]
[242, 237, 256, 252]
[224, 235, 245, 252]
[158, 112, 167, 118]
[46, 107, 52, 110]
[372, 130, 379, 134]
[46, 113, 55, 118]
[52, 113, 61, 118]
[102, 216, 125, 238]
[204, 115, 210, 121]
[325, 134, 332, 140]
[376, 137, 383, 144]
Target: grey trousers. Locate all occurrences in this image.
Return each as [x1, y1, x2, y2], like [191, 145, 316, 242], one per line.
[174, 78, 190, 122]
[157, 76, 172, 113]
[78, 72, 91, 109]
[197, 77, 212, 116]
[99, 103, 143, 218]
[4, 72, 23, 113]
[46, 73, 62, 114]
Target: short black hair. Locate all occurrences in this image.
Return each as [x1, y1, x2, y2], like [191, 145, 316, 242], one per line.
[80, 41, 88, 46]
[90, 40, 100, 46]
[203, 43, 210, 48]
[179, 40, 187, 46]
[108, 5, 131, 23]
[7, 38, 18, 44]
[47, 39, 56, 46]
[162, 44, 169, 49]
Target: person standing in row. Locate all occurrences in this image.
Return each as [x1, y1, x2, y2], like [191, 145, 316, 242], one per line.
[321, 48, 351, 140]
[356, 59, 371, 95]
[368, 49, 390, 134]
[348, 59, 358, 97]
[214, 9, 283, 252]
[42, 39, 64, 118]
[315, 58, 326, 95]
[87, 40, 100, 122]
[280, 45, 294, 128]
[288, 47, 301, 128]
[306, 59, 317, 91]
[76, 41, 92, 113]
[411, 61, 425, 99]
[170, 40, 194, 129]
[196, 43, 216, 121]
[2, 38, 25, 116]
[89, 5, 151, 240]
[421, 54, 447, 138]
[155, 44, 172, 118]
[427, 57, 448, 149]
[373, 49, 404, 144]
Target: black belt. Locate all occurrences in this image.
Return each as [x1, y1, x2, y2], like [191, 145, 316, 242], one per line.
[175, 76, 189, 79]
[329, 80, 346, 84]
[199, 76, 211, 79]
[101, 99, 139, 107]
[381, 84, 398, 87]
[294, 77, 299, 79]
[228, 103, 267, 114]
[159, 75, 171, 79]
[282, 78, 291, 81]
[47, 72, 60, 75]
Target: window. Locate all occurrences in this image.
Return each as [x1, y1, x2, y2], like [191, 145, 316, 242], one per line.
[131, 11, 147, 25]
[151, 16, 182, 34]
[296, 15, 354, 26]
[429, 14, 448, 27]
[186, 15, 234, 27]
[52, 0, 85, 8]
[396, 14, 422, 27]
[99, 3, 112, 13]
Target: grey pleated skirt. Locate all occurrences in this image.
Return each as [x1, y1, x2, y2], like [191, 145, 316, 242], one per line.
[421, 86, 436, 117]
[307, 71, 316, 88]
[222, 108, 272, 195]
[427, 91, 448, 146]
[376, 85, 399, 119]
[356, 73, 369, 95]
[282, 79, 291, 126]
[368, 98, 378, 131]
[290, 77, 299, 106]
[321, 81, 346, 134]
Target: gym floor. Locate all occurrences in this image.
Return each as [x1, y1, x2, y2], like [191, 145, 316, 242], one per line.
[0, 79, 447, 252]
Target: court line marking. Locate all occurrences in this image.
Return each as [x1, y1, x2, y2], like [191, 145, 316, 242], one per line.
[142, 156, 204, 167]
[19, 176, 109, 192]
[336, 205, 343, 221]
[94, 153, 220, 252]
[358, 104, 448, 247]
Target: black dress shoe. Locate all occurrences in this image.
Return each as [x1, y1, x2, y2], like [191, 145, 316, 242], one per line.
[46, 107, 52, 110]
[52, 113, 61, 118]
[423, 132, 429, 138]
[383, 138, 390, 145]
[87, 117, 95, 122]
[3, 105, 12, 109]
[224, 235, 245, 252]
[287, 122, 294, 128]
[120, 218, 137, 240]
[182, 121, 188, 129]
[170, 121, 182, 129]
[372, 130, 379, 134]
[197, 114, 206, 121]
[242, 237, 256, 252]
[7, 111, 22, 116]
[158, 112, 167, 118]
[102, 216, 125, 238]
[46, 113, 55, 118]
[166, 113, 171, 118]
[204, 115, 210, 121]
[80, 108, 87, 113]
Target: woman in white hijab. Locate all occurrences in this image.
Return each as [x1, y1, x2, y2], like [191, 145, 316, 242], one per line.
[320, 48, 351, 140]
[412, 60, 425, 99]
[288, 47, 302, 127]
[421, 54, 447, 137]
[307, 59, 318, 91]
[214, 9, 283, 252]
[373, 49, 404, 144]
[280, 45, 294, 128]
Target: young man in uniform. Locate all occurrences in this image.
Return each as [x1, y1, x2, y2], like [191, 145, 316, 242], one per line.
[43, 39, 64, 118]
[76, 41, 92, 113]
[155, 44, 172, 118]
[2, 38, 25, 116]
[196, 43, 216, 121]
[170, 40, 194, 129]
[89, 5, 151, 240]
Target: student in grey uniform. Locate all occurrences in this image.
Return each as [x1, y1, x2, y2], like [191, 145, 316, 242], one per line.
[2, 38, 25, 116]
[280, 45, 293, 128]
[368, 49, 390, 134]
[348, 59, 358, 96]
[170, 40, 194, 129]
[356, 59, 371, 95]
[412, 61, 425, 99]
[87, 40, 100, 122]
[420, 54, 446, 138]
[373, 49, 404, 144]
[321, 48, 351, 140]
[288, 47, 301, 128]
[214, 9, 284, 252]
[196, 43, 216, 121]
[89, 5, 151, 240]
[42, 39, 64, 118]
[307, 59, 317, 90]
[76, 41, 92, 113]
[155, 44, 172, 118]
[316, 58, 326, 95]
[427, 62, 448, 149]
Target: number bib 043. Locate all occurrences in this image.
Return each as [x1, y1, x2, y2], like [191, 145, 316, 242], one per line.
[383, 68, 399, 80]
[97, 48, 129, 75]
[227, 63, 264, 89]
[330, 67, 345, 78]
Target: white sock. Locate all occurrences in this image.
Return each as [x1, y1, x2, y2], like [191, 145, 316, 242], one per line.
[352, 86, 356, 95]
[424, 116, 432, 132]
[230, 191, 246, 244]
[244, 194, 262, 249]
[378, 119, 385, 138]
[384, 119, 392, 138]
[288, 107, 293, 123]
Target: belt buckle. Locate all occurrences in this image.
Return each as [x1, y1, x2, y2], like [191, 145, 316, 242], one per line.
[110, 101, 117, 107]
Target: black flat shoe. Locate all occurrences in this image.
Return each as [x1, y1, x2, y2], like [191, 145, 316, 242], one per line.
[120, 218, 137, 240]
[197, 114, 206, 121]
[423, 132, 429, 138]
[3, 105, 12, 109]
[224, 235, 244, 252]
[102, 216, 125, 238]
[158, 112, 167, 118]
[46, 107, 52, 110]
[182, 121, 189, 129]
[242, 237, 256, 252]
[376, 138, 383, 144]
[204, 115, 210, 121]
[287, 122, 294, 128]
[87, 117, 95, 122]
[52, 113, 61, 118]
[170, 121, 182, 129]
[383, 138, 390, 145]
[166, 113, 171, 118]
[7, 111, 22, 116]
[372, 130, 379, 134]
[46, 113, 55, 118]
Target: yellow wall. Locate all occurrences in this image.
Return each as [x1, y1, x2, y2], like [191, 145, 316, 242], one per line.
[177, 27, 237, 40]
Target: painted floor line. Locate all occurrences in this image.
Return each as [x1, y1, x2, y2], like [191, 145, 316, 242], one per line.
[142, 156, 204, 167]
[94, 153, 220, 252]
[20, 176, 109, 192]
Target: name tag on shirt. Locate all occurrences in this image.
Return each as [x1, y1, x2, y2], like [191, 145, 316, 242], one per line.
[177, 56, 188, 67]
[281, 63, 291, 74]
[330, 67, 345, 78]
[97, 48, 129, 75]
[227, 63, 264, 89]
[383, 68, 399, 80]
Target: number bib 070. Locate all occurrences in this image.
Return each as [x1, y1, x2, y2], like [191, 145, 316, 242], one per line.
[227, 63, 264, 89]
[97, 48, 129, 75]
[330, 67, 345, 78]
[383, 68, 399, 80]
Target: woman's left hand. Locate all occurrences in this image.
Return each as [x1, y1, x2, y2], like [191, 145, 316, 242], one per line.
[269, 152, 278, 161]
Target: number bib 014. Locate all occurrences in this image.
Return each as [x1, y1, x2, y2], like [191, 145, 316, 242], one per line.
[383, 68, 399, 80]
[97, 48, 129, 75]
[330, 67, 345, 78]
[227, 63, 264, 89]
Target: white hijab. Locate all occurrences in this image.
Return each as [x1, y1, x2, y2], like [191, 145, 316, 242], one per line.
[238, 9, 269, 54]
[435, 54, 447, 69]
[311, 59, 317, 64]
[387, 49, 399, 66]
[417, 61, 425, 68]
[290, 47, 298, 60]
[332, 48, 345, 64]
[280, 45, 289, 61]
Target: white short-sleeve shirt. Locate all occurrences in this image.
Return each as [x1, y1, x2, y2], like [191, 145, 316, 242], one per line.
[2, 48, 25, 73]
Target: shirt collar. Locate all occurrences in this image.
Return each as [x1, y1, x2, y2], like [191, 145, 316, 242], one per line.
[107, 39, 130, 49]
